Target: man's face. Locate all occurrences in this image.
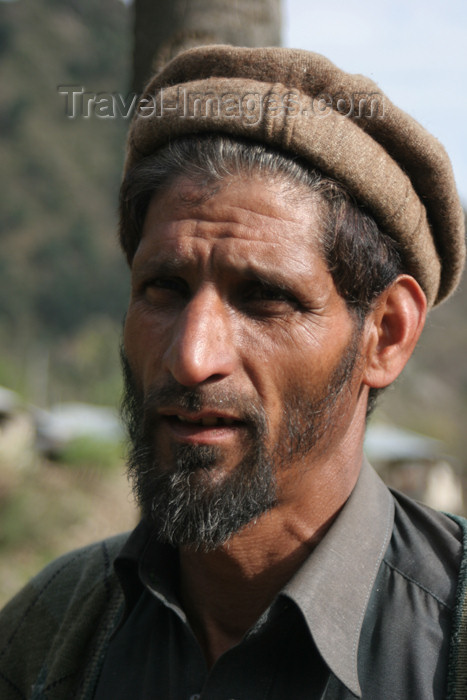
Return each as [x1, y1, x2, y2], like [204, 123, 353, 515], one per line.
[123, 174, 365, 549]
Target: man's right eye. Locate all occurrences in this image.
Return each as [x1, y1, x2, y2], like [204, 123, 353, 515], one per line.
[143, 277, 189, 300]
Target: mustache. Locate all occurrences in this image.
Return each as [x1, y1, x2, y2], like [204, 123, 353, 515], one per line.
[120, 347, 267, 433]
[143, 378, 265, 428]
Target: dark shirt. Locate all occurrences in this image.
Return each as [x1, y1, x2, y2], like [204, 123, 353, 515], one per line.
[94, 461, 463, 699]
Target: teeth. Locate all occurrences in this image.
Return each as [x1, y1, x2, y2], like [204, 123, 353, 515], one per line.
[177, 414, 199, 423]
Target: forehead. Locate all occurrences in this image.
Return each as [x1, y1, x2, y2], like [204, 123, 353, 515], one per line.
[136, 174, 324, 275]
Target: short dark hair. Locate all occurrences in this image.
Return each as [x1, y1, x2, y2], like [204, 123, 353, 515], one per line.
[119, 134, 404, 412]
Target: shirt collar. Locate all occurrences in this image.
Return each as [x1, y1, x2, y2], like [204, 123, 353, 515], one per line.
[283, 459, 394, 697]
[115, 460, 394, 697]
[115, 518, 182, 621]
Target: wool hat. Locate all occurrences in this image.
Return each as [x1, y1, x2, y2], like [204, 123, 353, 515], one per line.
[124, 45, 465, 307]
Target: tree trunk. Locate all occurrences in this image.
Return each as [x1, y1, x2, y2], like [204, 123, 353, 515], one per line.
[132, 0, 282, 93]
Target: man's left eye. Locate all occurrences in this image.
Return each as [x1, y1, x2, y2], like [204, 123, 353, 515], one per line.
[243, 284, 299, 310]
[252, 288, 289, 301]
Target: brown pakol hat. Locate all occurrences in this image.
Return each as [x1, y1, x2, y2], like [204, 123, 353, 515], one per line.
[125, 45, 465, 308]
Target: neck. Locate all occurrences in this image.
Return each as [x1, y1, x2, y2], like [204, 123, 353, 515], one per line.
[179, 439, 365, 667]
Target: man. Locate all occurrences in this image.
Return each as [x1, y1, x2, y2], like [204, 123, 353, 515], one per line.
[0, 46, 466, 699]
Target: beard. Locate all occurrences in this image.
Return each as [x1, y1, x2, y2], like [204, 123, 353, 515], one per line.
[121, 328, 361, 551]
[121, 357, 276, 551]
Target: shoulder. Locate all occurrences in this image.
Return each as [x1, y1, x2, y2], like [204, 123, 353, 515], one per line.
[357, 492, 466, 698]
[363, 486, 464, 648]
[1, 532, 129, 622]
[0, 532, 129, 700]
[31, 531, 129, 600]
[384, 489, 464, 610]
[383, 494, 467, 700]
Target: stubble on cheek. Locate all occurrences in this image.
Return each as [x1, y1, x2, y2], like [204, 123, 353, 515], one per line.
[276, 324, 363, 464]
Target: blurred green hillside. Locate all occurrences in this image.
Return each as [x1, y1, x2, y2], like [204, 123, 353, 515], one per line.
[0, 0, 466, 468]
[0, 0, 130, 406]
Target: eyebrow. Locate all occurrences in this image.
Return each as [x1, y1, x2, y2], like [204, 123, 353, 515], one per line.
[131, 250, 312, 299]
[131, 256, 189, 281]
[240, 266, 300, 294]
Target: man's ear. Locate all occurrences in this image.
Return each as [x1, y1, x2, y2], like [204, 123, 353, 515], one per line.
[362, 275, 427, 390]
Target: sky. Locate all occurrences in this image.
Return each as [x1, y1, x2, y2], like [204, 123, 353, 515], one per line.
[284, 0, 467, 205]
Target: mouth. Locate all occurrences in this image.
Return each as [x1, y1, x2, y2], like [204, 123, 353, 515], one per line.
[159, 412, 245, 444]
[174, 414, 236, 427]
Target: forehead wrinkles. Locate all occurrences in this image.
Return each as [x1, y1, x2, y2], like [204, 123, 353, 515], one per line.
[154, 215, 319, 281]
[151, 173, 321, 235]
[140, 174, 325, 277]
[155, 195, 310, 236]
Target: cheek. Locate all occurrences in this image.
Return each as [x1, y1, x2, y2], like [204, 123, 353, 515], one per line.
[123, 303, 169, 383]
[238, 322, 324, 421]
[241, 319, 330, 383]
[240, 318, 357, 430]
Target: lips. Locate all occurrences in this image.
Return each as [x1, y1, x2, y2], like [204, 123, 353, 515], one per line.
[175, 414, 236, 426]
[158, 411, 244, 445]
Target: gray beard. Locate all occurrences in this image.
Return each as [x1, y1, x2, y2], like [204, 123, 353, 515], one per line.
[121, 356, 276, 551]
[135, 442, 277, 551]
[121, 328, 360, 551]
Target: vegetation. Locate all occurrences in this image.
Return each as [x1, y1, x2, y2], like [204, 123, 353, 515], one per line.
[0, 0, 130, 407]
[57, 434, 124, 470]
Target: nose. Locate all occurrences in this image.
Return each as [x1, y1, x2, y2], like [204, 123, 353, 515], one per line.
[163, 287, 238, 387]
